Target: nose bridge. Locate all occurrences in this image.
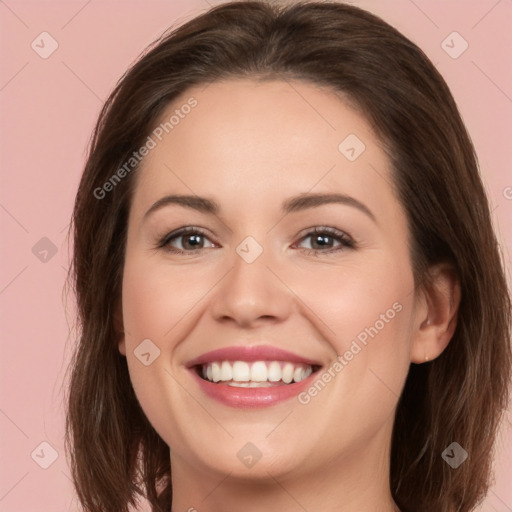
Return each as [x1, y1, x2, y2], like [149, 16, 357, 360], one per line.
[209, 237, 291, 326]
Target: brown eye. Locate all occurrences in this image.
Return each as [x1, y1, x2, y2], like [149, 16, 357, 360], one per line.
[158, 227, 216, 254]
[295, 227, 355, 255]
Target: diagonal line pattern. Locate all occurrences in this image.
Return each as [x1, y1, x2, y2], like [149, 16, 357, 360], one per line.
[368, 367, 399, 398]
[367, 162, 394, 191]
[60, 470, 73, 483]
[265, 410, 294, 438]
[405, 0, 439, 28]
[61, 61, 103, 101]
[163, 368, 233, 438]
[0, 0, 29, 28]
[472, 0, 502, 29]
[163, 266, 234, 337]
[61, 0, 92, 29]
[0, 266, 28, 295]
[264, 265, 337, 335]
[266, 471, 310, 511]
[0, 203, 29, 233]
[199, 471, 233, 503]
[471, 61, 512, 104]
[0, 409, 29, 438]
[0, 472, 29, 501]
[279, 73, 337, 130]
[0, 62, 29, 92]
[488, 489, 512, 511]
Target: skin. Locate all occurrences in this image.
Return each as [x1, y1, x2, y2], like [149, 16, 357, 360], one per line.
[116, 78, 460, 512]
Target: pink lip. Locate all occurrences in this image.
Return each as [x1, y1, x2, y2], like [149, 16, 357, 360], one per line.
[185, 345, 322, 367]
[189, 370, 319, 408]
[185, 345, 322, 408]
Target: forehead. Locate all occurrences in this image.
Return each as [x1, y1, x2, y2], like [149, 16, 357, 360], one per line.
[130, 78, 395, 219]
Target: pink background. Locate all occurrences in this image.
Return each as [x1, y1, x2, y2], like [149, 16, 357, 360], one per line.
[1, 0, 511, 510]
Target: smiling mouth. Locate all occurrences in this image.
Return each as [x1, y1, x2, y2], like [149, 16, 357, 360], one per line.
[194, 360, 322, 387]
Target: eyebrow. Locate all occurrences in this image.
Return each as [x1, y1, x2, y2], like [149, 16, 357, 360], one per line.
[143, 193, 376, 223]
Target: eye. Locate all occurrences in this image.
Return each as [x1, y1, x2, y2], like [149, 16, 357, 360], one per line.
[294, 226, 355, 255]
[156, 227, 216, 254]
[156, 225, 355, 256]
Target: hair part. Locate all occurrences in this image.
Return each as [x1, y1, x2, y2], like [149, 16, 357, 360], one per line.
[64, 1, 512, 511]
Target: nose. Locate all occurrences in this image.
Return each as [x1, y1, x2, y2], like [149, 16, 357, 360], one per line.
[209, 246, 293, 328]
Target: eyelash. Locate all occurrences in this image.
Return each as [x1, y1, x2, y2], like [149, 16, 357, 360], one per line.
[156, 226, 355, 256]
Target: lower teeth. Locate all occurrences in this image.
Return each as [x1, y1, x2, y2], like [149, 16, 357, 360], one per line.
[225, 381, 286, 387]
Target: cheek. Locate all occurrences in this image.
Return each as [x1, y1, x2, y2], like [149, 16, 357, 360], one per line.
[120, 257, 198, 446]
[294, 253, 415, 413]
[295, 261, 415, 446]
[122, 270, 170, 341]
[292, 254, 415, 353]
[121, 254, 208, 343]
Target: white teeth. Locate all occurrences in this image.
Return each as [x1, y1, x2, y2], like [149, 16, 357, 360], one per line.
[212, 362, 221, 382]
[232, 361, 250, 382]
[220, 361, 232, 381]
[199, 360, 315, 385]
[282, 363, 294, 384]
[267, 361, 282, 382]
[250, 361, 267, 382]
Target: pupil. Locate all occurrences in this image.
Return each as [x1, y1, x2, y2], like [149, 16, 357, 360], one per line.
[184, 234, 202, 249]
[313, 235, 331, 249]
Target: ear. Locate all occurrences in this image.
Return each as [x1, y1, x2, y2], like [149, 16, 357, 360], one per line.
[114, 301, 126, 356]
[410, 263, 461, 364]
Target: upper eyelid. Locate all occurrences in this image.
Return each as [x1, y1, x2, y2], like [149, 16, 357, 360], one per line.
[161, 226, 350, 240]
[160, 227, 215, 245]
[159, 226, 354, 251]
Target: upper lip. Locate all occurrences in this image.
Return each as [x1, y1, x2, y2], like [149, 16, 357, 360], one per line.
[185, 345, 323, 368]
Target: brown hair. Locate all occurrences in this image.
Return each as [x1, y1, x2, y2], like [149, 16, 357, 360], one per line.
[64, 1, 512, 511]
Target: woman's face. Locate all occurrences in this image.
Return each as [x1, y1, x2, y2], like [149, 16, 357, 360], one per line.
[119, 78, 423, 485]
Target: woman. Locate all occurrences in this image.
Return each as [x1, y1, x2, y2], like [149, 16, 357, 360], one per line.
[64, 1, 512, 511]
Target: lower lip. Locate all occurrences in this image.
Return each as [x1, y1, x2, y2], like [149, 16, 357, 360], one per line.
[189, 368, 319, 408]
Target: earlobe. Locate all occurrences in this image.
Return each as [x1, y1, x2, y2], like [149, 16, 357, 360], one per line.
[410, 264, 461, 364]
[114, 302, 126, 356]
[118, 334, 126, 356]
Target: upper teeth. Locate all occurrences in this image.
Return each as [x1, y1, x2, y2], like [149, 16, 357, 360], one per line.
[202, 361, 313, 384]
